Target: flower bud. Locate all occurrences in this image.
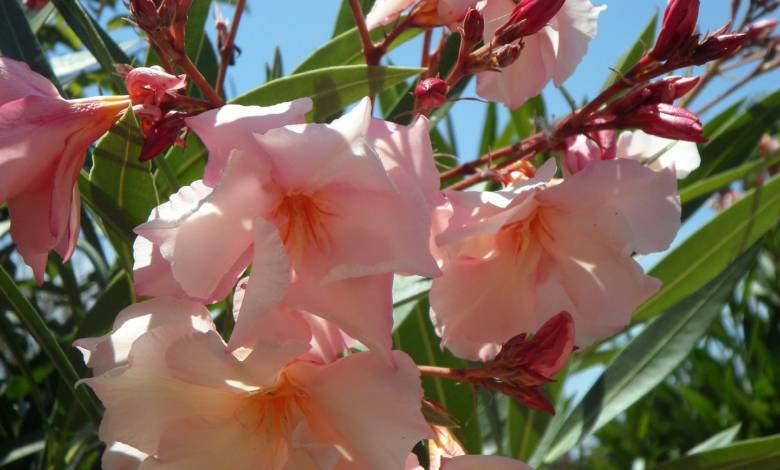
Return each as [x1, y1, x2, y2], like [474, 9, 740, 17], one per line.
[691, 30, 749, 65]
[139, 113, 187, 161]
[125, 66, 187, 108]
[415, 78, 449, 109]
[462, 7, 484, 44]
[745, 18, 778, 41]
[621, 103, 706, 143]
[611, 76, 700, 114]
[759, 134, 779, 157]
[23, 0, 49, 9]
[650, 0, 700, 61]
[495, 0, 566, 44]
[495, 43, 524, 68]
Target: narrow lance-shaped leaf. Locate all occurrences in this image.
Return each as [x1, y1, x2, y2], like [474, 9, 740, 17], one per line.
[656, 433, 780, 470]
[0, 0, 60, 87]
[529, 245, 760, 466]
[634, 173, 780, 323]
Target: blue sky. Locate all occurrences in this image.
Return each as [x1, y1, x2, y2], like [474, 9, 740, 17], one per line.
[222, 1, 779, 158]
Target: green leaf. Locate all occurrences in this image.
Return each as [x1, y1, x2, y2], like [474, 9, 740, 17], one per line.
[603, 11, 657, 89]
[51, 39, 142, 86]
[0, 436, 45, 466]
[633, 173, 780, 323]
[656, 433, 780, 470]
[89, 109, 159, 227]
[75, 272, 134, 339]
[0, 265, 102, 426]
[50, 0, 129, 90]
[479, 103, 498, 156]
[684, 90, 780, 187]
[530, 246, 759, 466]
[687, 423, 742, 455]
[184, 0, 218, 95]
[28, 3, 56, 32]
[0, 0, 60, 86]
[294, 23, 420, 74]
[233, 65, 423, 121]
[679, 155, 778, 205]
[77, 172, 136, 247]
[394, 300, 482, 454]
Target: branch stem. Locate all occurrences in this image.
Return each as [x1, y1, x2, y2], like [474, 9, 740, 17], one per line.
[215, 0, 247, 96]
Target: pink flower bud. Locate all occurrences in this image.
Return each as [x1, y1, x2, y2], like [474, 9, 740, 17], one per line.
[125, 66, 187, 108]
[495, 0, 566, 44]
[621, 103, 706, 143]
[650, 0, 700, 60]
[462, 7, 484, 43]
[612, 76, 701, 114]
[745, 18, 778, 41]
[415, 78, 449, 109]
[564, 130, 617, 175]
[760, 134, 779, 157]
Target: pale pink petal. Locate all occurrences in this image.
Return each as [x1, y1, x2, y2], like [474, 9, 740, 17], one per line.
[430, 247, 541, 362]
[185, 99, 312, 186]
[365, 0, 415, 29]
[405, 454, 425, 470]
[550, 0, 606, 86]
[74, 297, 214, 375]
[138, 416, 279, 470]
[8, 189, 56, 283]
[535, 213, 661, 346]
[103, 442, 147, 470]
[291, 351, 432, 470]
[0, 56, 60, 103]
[441, 455, 533, 470]
[316, 184, 440, 281]
[438, 0, 480, 24]
[290, 270, 395, 363]
[369, 116, 444, 210]
[88, 365, 237, 455]
[136, 151, 273, 299]
[538, 159, 680, 255]
[616, 129, 701, 179]
[255, 98, 394, 194]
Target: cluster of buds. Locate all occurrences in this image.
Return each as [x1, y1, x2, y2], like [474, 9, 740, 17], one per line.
[649, 0, 751, 66]
[129, 0, 192, 68]
[23, 0, 49, 9]
[119, 65, 196, 160]
[593, 76, 706, 143]
[453, 312, 575, 414]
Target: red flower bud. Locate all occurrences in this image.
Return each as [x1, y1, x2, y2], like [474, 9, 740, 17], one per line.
[462, 7, 484, 44]
[691, 30, 749, 65]
[139, 113, 187, 161]
[415, 78, 449, 109]
[611, 76, 700, 114]
[495, 0, 566, 44]
[23, 0, 49, 9]
[621, 103, 706, 143]
[650, 0, 700, 60]
[460, 312, 576, 414]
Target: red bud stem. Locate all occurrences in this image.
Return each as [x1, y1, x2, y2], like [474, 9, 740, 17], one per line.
[215, 0, 247, 97]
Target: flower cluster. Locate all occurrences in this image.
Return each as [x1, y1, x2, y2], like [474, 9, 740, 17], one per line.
[2, 0, 764, 467]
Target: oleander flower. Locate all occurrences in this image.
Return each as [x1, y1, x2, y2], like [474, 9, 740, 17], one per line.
[79, 298, 432, 470]
[134, 98, 441, 360]
[477, 0, 606, 109]
[0, 56, 129, 282]
[430, 159, 680, 361]
[617, 129, 701, 179]
[366, 0, 478, 29]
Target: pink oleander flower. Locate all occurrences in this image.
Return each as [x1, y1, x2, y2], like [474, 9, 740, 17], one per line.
[617, 129, 701, 179]
[366, 0, 478, 30]
[79, 298, 432, 470]
[477, 0, 606, 109]
[134, 98, 441, 361]
[0, 56, 129, 282]
[430, 159, 680, 361]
